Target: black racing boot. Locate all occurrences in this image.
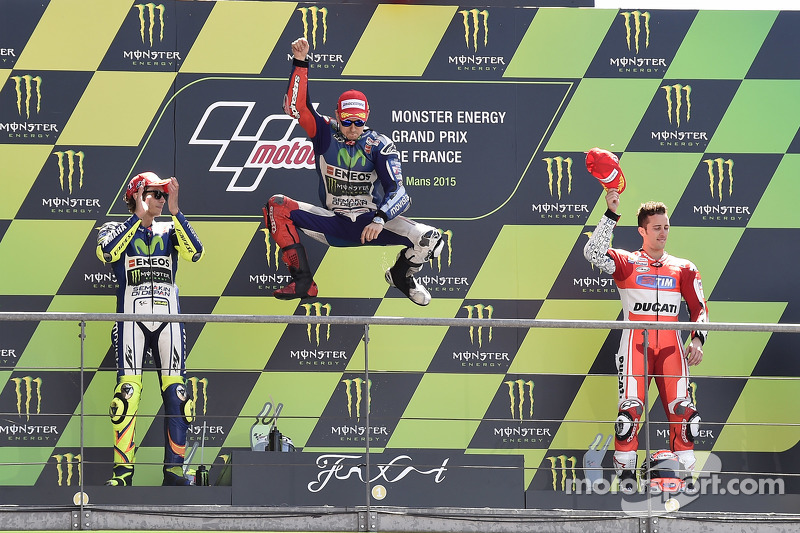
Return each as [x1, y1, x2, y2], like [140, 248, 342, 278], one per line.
[274, 243, 318, 300]
[162, 466, 195, 486]
[385, 252, 430, 306]
[618, 469, 638, 494]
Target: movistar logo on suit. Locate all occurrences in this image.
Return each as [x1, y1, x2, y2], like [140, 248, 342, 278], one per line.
[133, 236, 165, 254]
[337, 148, 366, 167]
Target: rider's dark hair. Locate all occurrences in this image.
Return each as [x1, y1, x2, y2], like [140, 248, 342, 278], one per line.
[637, 201, 668, 228]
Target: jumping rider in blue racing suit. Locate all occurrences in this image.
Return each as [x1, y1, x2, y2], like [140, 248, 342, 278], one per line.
[96, 172, 204, 486]
[263, 37, 443, 305]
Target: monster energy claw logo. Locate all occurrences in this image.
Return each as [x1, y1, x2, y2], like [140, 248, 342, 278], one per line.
[187, 377, 208, 415]
[302, 302, 331, 345]
[341, 377, 371, 421]
[620, 11, 650, 53]
[464, 304, 493, 347]
[135, 3, 165, 46]
[428, 229, 453, 272]
[662, 84, 691, 127]
[543, 157, 573, 199]
[702, 158, 733, 201]
[53, 150, 85, 193]
[689, 380, 698, 407]
[11, 75, 42, 118]
[260, 229, 281, 270]
[12, 376, 42, 421]
[52, 453, 81, 487]
[505, 379, 533, 421]
[546, 455, 577, 491]
[459, 9, 488, 51]
[297, 6, 328, 49]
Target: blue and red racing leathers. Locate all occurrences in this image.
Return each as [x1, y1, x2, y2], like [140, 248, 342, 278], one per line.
[271, 56, 440, 262]
[96, 211, 203, 481]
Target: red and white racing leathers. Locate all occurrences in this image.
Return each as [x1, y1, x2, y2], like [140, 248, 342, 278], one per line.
[584, 209, 708, 473]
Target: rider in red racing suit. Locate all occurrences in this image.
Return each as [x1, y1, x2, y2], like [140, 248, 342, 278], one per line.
[264, 37, 443, 305]
[583, 189, 708, 484]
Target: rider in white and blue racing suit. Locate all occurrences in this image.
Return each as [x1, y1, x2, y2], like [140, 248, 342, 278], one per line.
[96, 172, 204, 486]
[263, 37, 443, 305]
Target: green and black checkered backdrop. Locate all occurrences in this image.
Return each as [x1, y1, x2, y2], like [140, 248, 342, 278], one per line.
[1, 0, 799, 492]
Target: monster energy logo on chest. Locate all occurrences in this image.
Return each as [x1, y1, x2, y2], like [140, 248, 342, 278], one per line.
[127, 255, 173, 285]
[325, 178, 371, 196]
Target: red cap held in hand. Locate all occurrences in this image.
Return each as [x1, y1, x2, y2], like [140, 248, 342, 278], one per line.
[585, 148, 626, 194]
[125, 172, 171, 200]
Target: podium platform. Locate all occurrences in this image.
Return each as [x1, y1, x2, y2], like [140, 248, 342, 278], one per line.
[1, 450, 799, 532]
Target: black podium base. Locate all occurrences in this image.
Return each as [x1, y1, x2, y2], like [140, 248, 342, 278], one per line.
[230, 449, 524, 508]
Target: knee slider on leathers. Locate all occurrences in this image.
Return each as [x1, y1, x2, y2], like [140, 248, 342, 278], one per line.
[673, 399, 701, 443]
[419, 229, 444, 262]
[265, 195, 302, 249]
[110, 379, 142, 428]
[163, 382, 195, 425]
[615, 399, 644, 441]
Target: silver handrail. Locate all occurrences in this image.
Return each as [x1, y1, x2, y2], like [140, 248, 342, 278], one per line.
[1, 311, 796, 333]
[1, 311, 797, 527]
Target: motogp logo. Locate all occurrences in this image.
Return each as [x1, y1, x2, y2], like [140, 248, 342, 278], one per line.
[189, 101, 316, 192]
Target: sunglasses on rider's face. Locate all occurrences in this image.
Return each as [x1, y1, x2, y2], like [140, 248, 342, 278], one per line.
[340, 119, 365, 127]
[143, 189, 169, 200]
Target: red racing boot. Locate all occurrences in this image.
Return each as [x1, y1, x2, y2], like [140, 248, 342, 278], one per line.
[274, 243, 318, 300]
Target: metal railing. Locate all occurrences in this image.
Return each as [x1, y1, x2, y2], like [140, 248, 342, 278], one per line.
[1, 311, 798, 531]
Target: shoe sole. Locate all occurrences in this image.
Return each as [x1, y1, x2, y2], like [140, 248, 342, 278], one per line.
[385, 270, 429, 306]
[274, 293, 316, 300]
